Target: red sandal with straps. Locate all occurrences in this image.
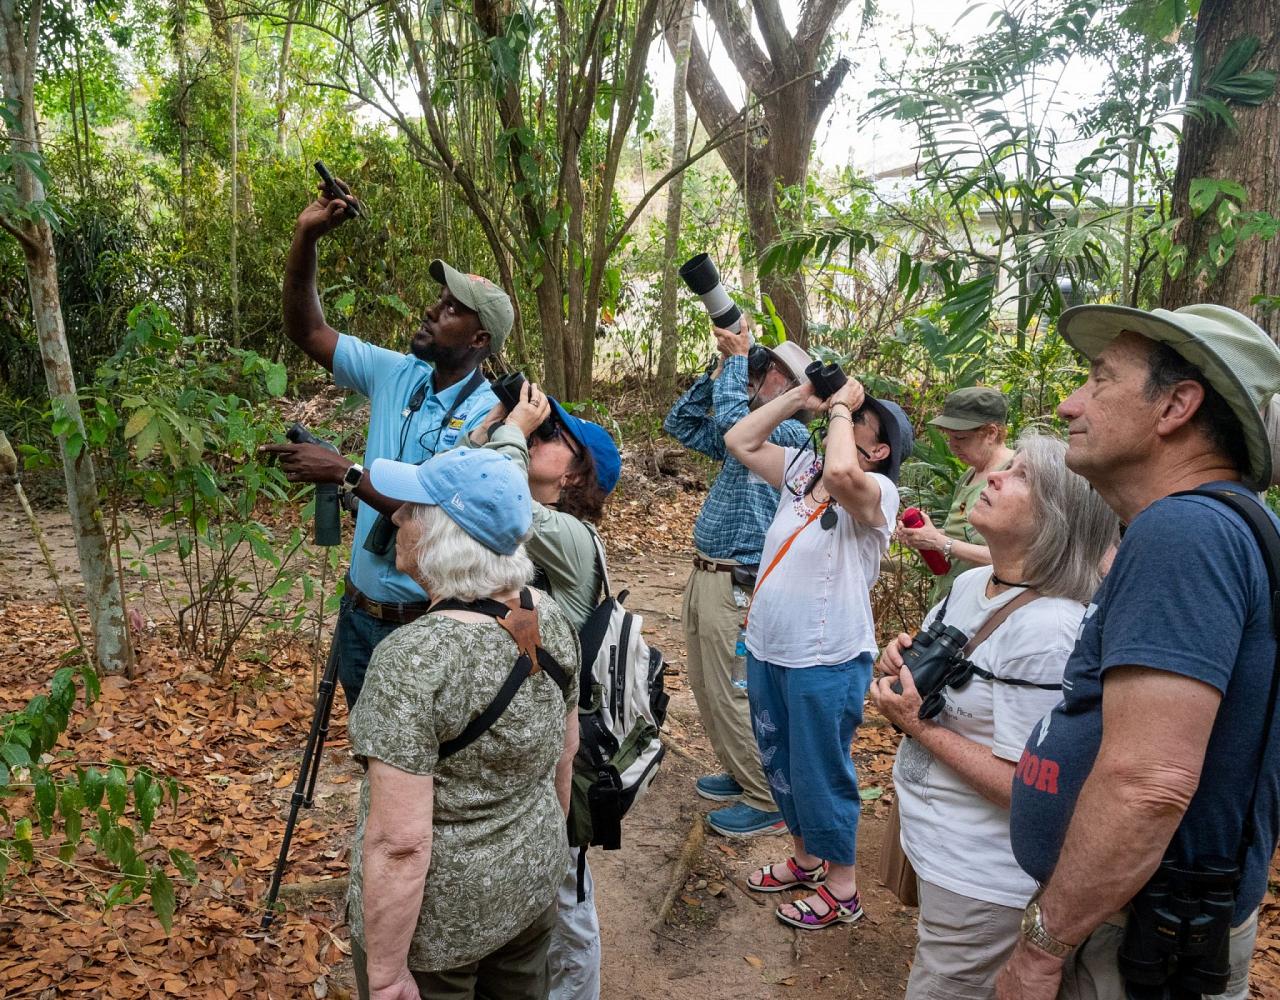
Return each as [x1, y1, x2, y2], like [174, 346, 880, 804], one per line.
[746, 856, 829, 893]
[775, 885, 864, 930]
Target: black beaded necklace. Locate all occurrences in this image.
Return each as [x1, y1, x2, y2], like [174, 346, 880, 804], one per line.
[990, 570, 1033, 589]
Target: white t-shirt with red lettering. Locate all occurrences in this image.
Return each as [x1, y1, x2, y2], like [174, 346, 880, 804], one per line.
[893, 567, 1085, 908]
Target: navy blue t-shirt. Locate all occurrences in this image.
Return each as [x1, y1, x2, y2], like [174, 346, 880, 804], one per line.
[1009, 483, 1280, 925]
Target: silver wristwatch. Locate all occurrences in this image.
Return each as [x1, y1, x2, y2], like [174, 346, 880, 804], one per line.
[1021, 895, 1074, 958]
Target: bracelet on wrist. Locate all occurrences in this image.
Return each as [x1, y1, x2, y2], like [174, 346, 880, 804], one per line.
[829, 412, 853, 423]
[943, 538, 955, 559]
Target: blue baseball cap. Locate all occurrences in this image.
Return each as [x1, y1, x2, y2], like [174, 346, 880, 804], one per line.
[862, 397, 915, 485]
[369, 448, 532, 555]
[548, 400, 622, 494]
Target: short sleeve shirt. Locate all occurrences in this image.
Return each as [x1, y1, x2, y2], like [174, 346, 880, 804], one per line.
[346, 597, 580, 970]
[1009, 485, 1280, 924]
[895, 568, 1084, 907]
[744, 449, 899, 667]
[332, 334, 497, 603]
[929, 467, 999, 604]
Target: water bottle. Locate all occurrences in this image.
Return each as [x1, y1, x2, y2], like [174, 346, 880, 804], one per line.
[731, 585, 750, 690]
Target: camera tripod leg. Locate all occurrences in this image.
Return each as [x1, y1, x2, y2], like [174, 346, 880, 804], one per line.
[261, 641, 342, 930]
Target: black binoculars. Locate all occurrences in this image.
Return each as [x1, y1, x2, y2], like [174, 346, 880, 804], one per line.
[285, 423, 342, 547]
[891, 618, 974, 720]
[805, 360, 848, 400]
[491, 372, 559, 441]
[1119, 857, 1240, 1000]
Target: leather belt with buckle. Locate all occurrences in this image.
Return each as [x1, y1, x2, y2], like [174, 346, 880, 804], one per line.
[347, 580, 431, 625]
[693, 556, 736, 573]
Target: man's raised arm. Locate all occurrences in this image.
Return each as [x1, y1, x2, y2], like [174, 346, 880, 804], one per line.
[282, 187, 355, 371]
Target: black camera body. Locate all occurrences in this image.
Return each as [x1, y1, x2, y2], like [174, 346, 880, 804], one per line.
[891, 619, 974, 719]
[491, 371, 559, 441]
[1119, 857, 1240, 999]
[285, 423, 342, 547]
[805, 360, 848, 400]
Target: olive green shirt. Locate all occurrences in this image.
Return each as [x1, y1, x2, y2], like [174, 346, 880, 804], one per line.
[346, 601, 581, 971]
[473, 423, 602, 630]
[929, 469, 991, 605]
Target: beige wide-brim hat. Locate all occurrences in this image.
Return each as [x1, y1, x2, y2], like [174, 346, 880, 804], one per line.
[1058, 303, 1280, 492]
[765, 341, 815, 385]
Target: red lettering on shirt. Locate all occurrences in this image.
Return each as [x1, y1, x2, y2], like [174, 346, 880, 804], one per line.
[1015, 750, 1060, 794]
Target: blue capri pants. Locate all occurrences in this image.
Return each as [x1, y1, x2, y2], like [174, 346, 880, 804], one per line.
[746, 651, 874, 865]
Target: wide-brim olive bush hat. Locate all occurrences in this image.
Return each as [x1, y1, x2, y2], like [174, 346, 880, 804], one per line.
[369, 448, 531, 555]
[1058, 303, 1280, 492]
[429, 259, 515, 354]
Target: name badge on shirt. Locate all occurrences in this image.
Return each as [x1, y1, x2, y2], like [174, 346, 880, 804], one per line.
[448, 418, 465, 430]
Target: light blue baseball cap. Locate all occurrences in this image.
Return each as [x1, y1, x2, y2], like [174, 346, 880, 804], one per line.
[369, 448, 532, 555]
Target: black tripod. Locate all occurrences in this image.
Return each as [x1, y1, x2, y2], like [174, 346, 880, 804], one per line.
[261, 638, 342, 929]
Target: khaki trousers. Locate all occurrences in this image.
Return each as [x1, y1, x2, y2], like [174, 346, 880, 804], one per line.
[681, 558, 776, 813]
[906, 878, 1024, 1000]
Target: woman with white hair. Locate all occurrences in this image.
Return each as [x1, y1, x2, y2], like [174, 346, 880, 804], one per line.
[344, 447, 580, 1000]
[870, 431, 1118, 1000]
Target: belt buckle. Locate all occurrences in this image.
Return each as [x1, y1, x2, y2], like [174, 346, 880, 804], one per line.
[367, 598, 387, 620]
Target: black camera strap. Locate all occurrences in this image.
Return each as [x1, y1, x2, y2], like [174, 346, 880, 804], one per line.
[1173, 488, 1280, 873]
[394, 366, 487, 462]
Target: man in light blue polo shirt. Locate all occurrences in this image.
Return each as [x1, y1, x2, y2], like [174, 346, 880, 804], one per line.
[265, 182, 507, 707]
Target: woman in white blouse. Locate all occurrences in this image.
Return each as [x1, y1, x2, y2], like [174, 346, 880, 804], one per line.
[871, 431, 1117, 999]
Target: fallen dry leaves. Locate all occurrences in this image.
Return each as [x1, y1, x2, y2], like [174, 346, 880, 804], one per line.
[0, 599, 356, 999]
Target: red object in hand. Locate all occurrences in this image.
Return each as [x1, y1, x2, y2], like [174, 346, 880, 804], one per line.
[902, 507, 951, 576]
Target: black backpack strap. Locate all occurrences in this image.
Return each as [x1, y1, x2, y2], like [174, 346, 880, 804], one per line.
[434, 588, 570, 761]
[438, 654, 534, 760]
[1171, 487, 1280, 869]
[575, 845, 589, 904]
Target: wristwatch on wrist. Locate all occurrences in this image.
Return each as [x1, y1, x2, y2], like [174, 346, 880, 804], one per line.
[340, 463, 365, 493]
[943, 538, 955, 559]
[1021, 894, 1074, 959]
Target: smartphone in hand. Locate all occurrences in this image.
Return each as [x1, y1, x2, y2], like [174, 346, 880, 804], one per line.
[314, 161, 363, 218]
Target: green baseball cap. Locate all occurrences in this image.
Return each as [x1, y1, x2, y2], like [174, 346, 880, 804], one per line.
[1058, 303, 1280, 492]
[429, 259, 514, 354]
[928, 387, 1008, 430]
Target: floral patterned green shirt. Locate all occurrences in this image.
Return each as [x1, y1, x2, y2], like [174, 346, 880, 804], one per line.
[346, 596, 580, 971]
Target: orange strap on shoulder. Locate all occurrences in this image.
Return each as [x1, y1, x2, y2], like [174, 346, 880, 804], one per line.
[744, 500, 830, 628]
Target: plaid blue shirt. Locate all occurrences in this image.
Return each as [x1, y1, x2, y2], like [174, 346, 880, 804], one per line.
[663, 355, 811, 565]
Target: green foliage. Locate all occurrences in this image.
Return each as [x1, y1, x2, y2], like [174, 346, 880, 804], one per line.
[81, 303, 341, 672]
[1184, 36, 1278, 131]
[0, 662, 194, 930]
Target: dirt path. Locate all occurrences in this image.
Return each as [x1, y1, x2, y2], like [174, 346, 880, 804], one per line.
[0, 507, 917, 998]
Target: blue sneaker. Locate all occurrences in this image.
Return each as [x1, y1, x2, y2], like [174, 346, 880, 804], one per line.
[706, 802, 787, 839]
[695, 773, 744, 802]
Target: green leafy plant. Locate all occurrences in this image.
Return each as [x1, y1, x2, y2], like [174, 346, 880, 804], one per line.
[0, 661, 196, 930]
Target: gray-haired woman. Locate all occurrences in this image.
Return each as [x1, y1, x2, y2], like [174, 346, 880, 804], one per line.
[870, 431, 1118, 1000]
[345, 447, 580, 1000]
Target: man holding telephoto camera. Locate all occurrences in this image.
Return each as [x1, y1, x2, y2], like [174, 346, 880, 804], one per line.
[663, 318, 815, 837]
[264, 176, 505, 709]
[992, 304, 1280, 1000]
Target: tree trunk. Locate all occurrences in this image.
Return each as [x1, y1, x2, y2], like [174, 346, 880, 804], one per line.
[1160, 0, 1280, 326]
[229, 18, 241, 347]
[276, 1, 299, 151]
[0, 0, 136, 675]
[656, 0, 693, 392]
[670, 0, 851, 347]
